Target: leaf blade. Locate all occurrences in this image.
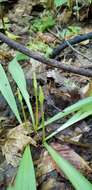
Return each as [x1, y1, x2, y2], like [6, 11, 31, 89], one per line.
[7, 145, 36, 190]
[8, 59, 35, 127]
[0, 64, 21, 123]
[44, 143, 92, 190]
[39, 96, 92, 128]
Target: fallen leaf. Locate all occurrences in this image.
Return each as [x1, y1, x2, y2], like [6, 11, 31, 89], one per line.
[36, 142, 92, 181]
[1, 122, 36, 166]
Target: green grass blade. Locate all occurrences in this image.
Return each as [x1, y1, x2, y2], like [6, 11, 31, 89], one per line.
[8, 58, 35, 127]
[0, 64, 21, 123]
[39, 96, 92, 128]
[7, 145, 36, 190]
[46, 104, 92, 140]
[46, 111, 82, 140]
[44, 143, 92, 190]
[54, 0, 67, 7]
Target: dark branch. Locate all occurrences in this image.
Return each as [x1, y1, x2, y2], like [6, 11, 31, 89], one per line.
[0, 32, 92, 77]
[51, 32, 92, 58]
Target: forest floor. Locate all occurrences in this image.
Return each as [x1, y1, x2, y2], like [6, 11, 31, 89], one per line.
[0, 0, 92, 189]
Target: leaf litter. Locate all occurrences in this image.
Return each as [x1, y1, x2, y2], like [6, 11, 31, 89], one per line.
[0, 0, 92, 189]
[1, 122, 36, 166]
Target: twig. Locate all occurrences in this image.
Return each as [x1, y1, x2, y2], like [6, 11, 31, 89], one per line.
[48, 29, 61, 42]
[51, 32, 92, 58]
[0, 32, 92, 77]
[49, 29, 92, 63]
[56, 137, 91, 148]
[65, 39, 92, 63]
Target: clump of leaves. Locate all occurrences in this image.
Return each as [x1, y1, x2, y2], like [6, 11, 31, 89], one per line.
[59, 25, 81, 38]
[31, 14, 55, 32]
[28, 40, 52, 57]
[54, 0, 74, 9]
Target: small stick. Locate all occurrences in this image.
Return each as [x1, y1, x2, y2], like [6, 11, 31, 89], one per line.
[65, 39, 92, 63]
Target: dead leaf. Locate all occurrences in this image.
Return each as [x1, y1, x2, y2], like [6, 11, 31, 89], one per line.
[36, 142, 92, 181]
[51, 142, 92, 174]
[1, 122, 36, 166]
[37, 32, 57, 44]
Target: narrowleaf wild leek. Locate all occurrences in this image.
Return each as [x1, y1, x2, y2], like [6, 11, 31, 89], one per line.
[0, 52, 91, 190]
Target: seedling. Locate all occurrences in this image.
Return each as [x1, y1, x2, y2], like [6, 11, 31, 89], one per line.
[39, 86, 45, 142]
[17, 88, 27, 127]
[0, 53, 91, 190]
[33, 72, 39, 131]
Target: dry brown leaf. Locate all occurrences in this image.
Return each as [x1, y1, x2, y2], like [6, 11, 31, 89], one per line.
[37, 32, 57, 44]
[51, 143, 92, 173]
[36, 142, 92, 180]
[1, 122, 36, 166]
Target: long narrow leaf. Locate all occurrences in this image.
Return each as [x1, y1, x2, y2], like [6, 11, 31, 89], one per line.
[7, 145, 36, 190]
[39, 97, 92, 128]
[0, 64, 21, 123]
[46, 110, 82, 140]
[46, 104, 92, 140]
[44, 143, 92, 190]
[8, 58, 35, 126]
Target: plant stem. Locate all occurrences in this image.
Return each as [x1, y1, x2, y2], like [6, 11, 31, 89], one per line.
[76, 0, 79, 21]
[35, 93, 39, 131]
[17, 89, 27, 127]
[41, 107, 45, 143]
[21, 100, 27, 126]
[33, 73, 39, 131]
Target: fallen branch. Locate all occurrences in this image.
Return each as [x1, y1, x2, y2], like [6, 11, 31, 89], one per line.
[0, 32, 92, 77]
[65, 39, 92, 63]
[51, 32, 92, 58]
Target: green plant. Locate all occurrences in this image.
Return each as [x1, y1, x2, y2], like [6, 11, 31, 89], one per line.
[7, 145, 36, 190]
[0, 64, 21, 123]
[17, 89, 27, 126]
[28, 40, 52, 57]
[39, 86, 45, 142]
[0, 53, 92, 190]
[54, 0, 73, 9]
[44, 143, 92, 190]
[54, 0, 67, 7]
[8, 57, 35, 128]
[31, 14, 55, 32]
[33, 72, 39, 131]
[59, 26, 81, 39]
